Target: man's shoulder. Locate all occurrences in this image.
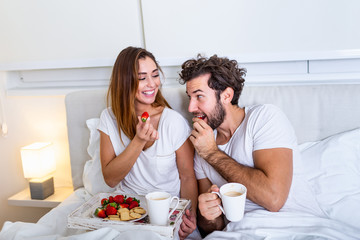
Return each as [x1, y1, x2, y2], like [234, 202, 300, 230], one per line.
[246, 104, 282, 116]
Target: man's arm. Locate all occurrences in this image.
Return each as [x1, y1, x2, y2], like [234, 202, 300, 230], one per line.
[204, 148, 292, 212]
[190, 118, 293, 212]
[197, 178, 225, 236]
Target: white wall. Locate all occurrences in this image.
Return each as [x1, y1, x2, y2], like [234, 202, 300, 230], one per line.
[0, 0, 360, 228]
[142, 0, 360, 62]
[0, 0, 143, 65]
[0, 73, 72, 225]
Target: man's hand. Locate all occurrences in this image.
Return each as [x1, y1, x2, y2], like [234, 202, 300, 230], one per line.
[189, 118, 217, 159]
[198, 185, 222, 221]
[179, 209, 196, 240]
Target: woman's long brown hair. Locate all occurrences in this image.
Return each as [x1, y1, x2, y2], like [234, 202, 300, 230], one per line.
[107, 47, 170, 145]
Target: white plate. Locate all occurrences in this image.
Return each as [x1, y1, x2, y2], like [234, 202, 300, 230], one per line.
[93, 206, 147, 222]
[129, 210, 147, 222]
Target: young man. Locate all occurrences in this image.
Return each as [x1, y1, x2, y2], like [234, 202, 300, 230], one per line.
[179, 55, 324, 236]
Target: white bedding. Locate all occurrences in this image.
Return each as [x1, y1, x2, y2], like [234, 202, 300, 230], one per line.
[207, 210, 359, 240]
[1, 128, 359, 240]
[1, 189, 358, 240]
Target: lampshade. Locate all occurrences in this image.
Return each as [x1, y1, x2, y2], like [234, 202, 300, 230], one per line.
[21, 142, 56, 179]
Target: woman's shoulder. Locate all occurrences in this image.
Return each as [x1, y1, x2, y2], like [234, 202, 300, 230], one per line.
[100, 107, 116, 119]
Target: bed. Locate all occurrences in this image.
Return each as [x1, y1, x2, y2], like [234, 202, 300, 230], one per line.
[1, 83, 360, 240]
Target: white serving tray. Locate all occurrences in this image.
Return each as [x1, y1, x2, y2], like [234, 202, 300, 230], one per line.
[67, 192, 191, 238]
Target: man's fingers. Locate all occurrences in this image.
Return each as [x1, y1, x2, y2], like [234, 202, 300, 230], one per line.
[198, 189, 223, 221]
[199, 192, 220, 202]
[192, 121, 205, 132]
[192, 118, 210, 130]
[209, 184, 220, 193]
[190, 129, 199, 138]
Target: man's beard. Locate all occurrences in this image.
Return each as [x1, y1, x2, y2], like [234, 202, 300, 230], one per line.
[208, 100, 226, 130]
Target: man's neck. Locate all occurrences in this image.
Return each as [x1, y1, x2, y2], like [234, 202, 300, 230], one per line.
[216, 105, 245, 145]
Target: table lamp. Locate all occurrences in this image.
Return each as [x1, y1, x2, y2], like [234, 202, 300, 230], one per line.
[20, 142, 56, 200]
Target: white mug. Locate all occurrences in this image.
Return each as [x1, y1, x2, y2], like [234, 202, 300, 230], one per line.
[145, 191, 180, 226]
[212, 183, 247, 222]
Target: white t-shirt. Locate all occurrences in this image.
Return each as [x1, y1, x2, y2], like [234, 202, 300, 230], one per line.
[194, 104, 324, 216]
[98, 107, 191, 197]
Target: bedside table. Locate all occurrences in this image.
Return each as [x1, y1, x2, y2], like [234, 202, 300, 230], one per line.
[8, 186, 73, 208]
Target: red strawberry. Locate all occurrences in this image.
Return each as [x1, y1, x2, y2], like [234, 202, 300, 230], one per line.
[109, 196, 114, 203]
[95, 208, 106, 218]
[108, 202, 118, 209]
[106, 205, 117, 215]
[119, 203, 129, 209]
[101, 198, 109, 206]
[114, 195, 125, 204]
[141, 112, 149, 122]
[129, 200, 139, 209]
[126, 197, 133, 204]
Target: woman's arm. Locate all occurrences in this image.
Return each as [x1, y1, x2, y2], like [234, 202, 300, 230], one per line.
[99, 130, 144, 187]
[176, 138, 198, 239]
[99, 116, 159, 187]
[176, 138, 198, 209]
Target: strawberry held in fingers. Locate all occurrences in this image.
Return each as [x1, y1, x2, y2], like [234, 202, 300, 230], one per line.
[141, 112, 149, 122]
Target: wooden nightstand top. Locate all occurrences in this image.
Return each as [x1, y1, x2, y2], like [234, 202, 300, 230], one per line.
[8, 186, 73, 208]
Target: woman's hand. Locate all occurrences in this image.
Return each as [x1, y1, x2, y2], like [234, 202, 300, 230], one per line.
[179, 209, 197, 240]
[135, 116, 159, 142]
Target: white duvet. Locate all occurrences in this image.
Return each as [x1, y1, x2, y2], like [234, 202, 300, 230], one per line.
[1, 128, 360, 240]
[0, 187, 358, 240]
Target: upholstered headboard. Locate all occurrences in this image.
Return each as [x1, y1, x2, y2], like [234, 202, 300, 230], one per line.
[65, 84, 360, 190]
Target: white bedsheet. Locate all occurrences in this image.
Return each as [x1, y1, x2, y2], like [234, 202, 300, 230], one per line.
[1, 188, 359, 240]
[205, 210, 359, 240]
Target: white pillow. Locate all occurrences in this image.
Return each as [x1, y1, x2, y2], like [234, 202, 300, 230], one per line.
[299, 127, 360, 229]
[83, 118, 115, 195]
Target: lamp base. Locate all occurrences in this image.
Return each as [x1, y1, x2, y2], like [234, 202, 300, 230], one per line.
[29, 176, 54, 200]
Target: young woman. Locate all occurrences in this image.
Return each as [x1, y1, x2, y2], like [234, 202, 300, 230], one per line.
[98, 47, 198, 239]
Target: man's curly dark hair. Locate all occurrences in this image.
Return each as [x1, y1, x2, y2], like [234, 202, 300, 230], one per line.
[179, 54, 246, 105]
